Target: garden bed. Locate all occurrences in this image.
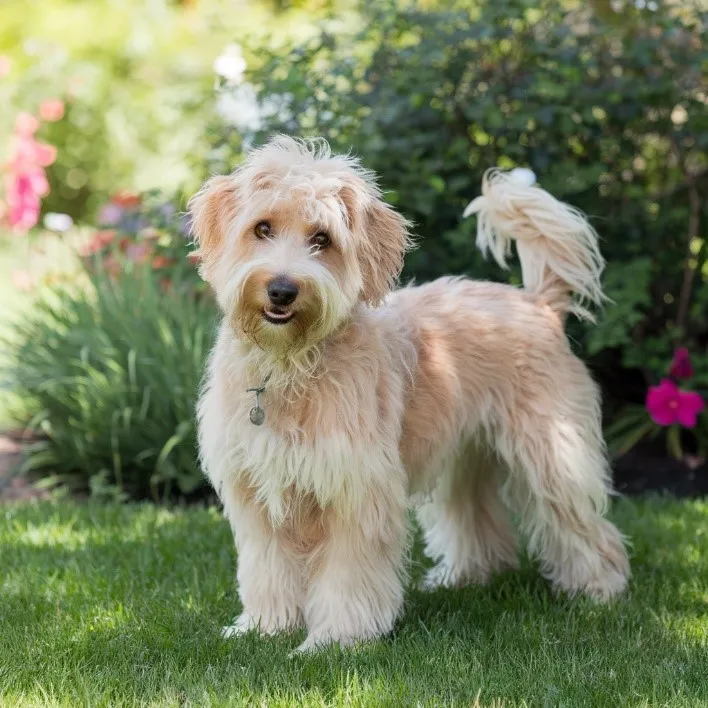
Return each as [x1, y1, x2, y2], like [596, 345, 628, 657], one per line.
[613, 444, 708, 499]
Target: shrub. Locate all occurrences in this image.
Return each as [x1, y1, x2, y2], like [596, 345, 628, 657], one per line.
[4, 262, 217, 502]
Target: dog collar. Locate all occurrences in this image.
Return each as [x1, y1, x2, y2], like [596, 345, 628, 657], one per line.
[247, 372, 272, 426]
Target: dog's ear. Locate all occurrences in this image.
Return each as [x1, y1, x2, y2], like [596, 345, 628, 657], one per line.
[188, 175, 238, 273]
[357, 198, 412, 305]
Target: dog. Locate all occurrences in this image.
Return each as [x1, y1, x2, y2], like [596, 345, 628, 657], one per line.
[190, 136, 629, 653]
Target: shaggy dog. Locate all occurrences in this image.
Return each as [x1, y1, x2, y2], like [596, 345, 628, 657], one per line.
[191, 136, 629, 653]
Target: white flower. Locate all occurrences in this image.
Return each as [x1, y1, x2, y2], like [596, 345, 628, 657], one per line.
[43, 212, 74, 232]
[213, 44, 246, 84]
[671, 105, 688, 126]
[216, 83, 262, 132]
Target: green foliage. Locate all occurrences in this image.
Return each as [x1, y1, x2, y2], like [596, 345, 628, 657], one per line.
[0, 0, 346, 225]
[211, 0, 708, 407]
[4, 265, 218, 501]
[6, 0, 708, 495]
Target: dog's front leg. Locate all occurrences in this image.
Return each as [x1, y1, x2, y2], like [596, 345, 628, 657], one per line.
[297, 471, 408, 652]
[221, 481, 304, 637]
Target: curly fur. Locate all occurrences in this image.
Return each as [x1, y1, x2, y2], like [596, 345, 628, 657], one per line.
[191, 136, 629, 652]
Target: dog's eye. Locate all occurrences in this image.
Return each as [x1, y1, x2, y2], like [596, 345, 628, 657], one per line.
[254, 221, 271, 239]
[311, 232, 331, 250]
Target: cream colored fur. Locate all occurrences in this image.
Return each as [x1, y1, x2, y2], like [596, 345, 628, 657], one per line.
[191, 136, 630, 653]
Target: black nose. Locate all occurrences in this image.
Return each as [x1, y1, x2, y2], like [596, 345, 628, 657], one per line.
[267, 277, 299, 307]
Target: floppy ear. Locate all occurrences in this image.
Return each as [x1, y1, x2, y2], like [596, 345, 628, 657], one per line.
[357, 199, 412, 305]
[188, 175, 238, 274]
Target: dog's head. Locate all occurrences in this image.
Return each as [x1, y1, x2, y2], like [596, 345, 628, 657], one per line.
[189, 136, 411, 354]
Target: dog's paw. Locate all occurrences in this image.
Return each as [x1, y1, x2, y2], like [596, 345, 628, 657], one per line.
[221, 612, 288, 638]
[418, 563, 490, 592]
[556, 566, 629, 603]
[221, 612, 259, 638]
[290, 632, 367, 656]
[290, 635, 328, 655]
[222, 610, 304, 639]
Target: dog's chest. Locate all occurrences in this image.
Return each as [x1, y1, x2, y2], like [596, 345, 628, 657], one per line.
[226, 395, 383, 521]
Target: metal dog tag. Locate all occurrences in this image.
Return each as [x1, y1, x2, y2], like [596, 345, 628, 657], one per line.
[247, 372, 271, 426]
[249, 405, 265, 426]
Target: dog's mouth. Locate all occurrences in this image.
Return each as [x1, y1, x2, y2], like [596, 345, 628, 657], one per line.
[262, 307, 295, 325]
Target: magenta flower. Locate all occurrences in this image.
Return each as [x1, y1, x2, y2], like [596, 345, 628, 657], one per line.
[646, 378, 705, 428]
[669, 347, 694, 379]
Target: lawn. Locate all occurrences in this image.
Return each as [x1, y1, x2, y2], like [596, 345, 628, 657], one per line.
[1, 498, 706, 707]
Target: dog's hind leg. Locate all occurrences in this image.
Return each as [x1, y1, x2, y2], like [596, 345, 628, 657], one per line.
[497, 406, 630, 602]
[416, 442, 518, 591]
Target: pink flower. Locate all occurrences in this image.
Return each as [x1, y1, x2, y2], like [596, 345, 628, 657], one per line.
[78, 230, 116, 256]
[34, 142, 57, 167]
[125, 242, 151, 263]
[669, 347, 694, 379]
[0, 55, 11, 78]
[646, 378, 705, 428]
[2, 116, 58, 234]
[15, 112, 39, 136]
[39, 99, 65, 122]
[6, 173, 41, 232]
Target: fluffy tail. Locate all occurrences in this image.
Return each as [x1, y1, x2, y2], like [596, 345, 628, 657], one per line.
[463, 168, 605, 321]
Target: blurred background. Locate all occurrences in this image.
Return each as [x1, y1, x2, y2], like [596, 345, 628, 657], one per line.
[0, 0, 706, 503]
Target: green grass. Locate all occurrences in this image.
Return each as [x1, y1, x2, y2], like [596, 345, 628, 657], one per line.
[1, 498, 707, 707]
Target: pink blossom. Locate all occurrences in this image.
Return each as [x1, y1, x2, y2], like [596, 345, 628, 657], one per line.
[2, 116, 58, 234]
[669, 347, 694, 379]
[14, 112, 39, 136]
[125, 242, 151, 263]
[6, 135, 56, 175]
[39, 99, 65, 122]
[0, 56, 11, 78]
[34, 142, 57, 167]
[6, 173, 41, 232]
[646, 378, 705, 428]
[78, 230, 116, 256]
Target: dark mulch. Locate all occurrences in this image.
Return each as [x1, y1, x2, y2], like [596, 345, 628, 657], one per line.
[612, 442, 708, 498]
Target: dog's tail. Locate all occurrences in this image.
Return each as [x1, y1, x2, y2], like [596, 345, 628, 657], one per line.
[463, 168, 605, 321]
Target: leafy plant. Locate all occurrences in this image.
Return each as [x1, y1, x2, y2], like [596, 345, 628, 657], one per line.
[3, 263, 218, 501]
[81, 189, 203, 295]
[607, 348, 706, 463]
